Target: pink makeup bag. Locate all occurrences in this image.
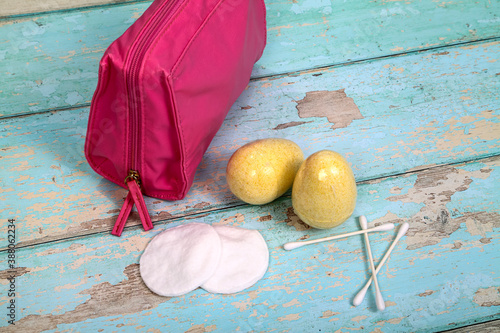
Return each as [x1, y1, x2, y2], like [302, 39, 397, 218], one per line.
[85, 0, 267, 236]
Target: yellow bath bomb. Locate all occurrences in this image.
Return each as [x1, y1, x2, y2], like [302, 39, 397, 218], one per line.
[292, 150, 357, 229]
[226, 138, 304, 205]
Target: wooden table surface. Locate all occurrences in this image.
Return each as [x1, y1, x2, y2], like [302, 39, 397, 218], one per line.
[1, 0, 499, 332]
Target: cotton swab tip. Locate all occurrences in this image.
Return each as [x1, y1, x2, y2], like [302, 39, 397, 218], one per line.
[376, 290, 386, 311]
[397, 222, 410, 238]
[283, 242, 301, 251]
[359, 216, 368, 229]
[352, 285, 369, 306]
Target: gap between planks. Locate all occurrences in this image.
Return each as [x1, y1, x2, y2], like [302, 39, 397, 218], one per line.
[1, 38, 498, 246]
[254, 36, 500, 81]
[0, 156, 498, 332]
[2, 0, 499, 118]
[439, 318, 500, 333]
[1, 36, 499, 122]
[2, 153, 498, 252]
[0, 0, 150, 19]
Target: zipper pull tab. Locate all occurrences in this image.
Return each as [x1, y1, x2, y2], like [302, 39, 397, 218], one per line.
[111, 170, 153, 237]
[112, 191, 134, 237]
[126, 177, 154, 232]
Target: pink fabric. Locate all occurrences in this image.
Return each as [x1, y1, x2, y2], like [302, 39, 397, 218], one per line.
[112, 191, 133, 236]
[85, 0, 266, 201]
[111, 179, 153, 236]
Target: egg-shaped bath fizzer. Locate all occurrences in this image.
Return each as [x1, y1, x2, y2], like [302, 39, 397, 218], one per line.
[226, 138, 304, 205]
[292, 150, 357, 229]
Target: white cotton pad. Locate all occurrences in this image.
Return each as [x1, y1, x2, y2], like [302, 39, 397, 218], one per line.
[140, 222, 222, 297]
[201, 225, 269, 294]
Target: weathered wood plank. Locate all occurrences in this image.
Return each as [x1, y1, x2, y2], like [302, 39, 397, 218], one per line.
[1, 0, 499, 117]
[1, 41, 499, 246]
[0, 0, 145, 19]
[442, 320, 500, 333]
[0, 4, 144, 118]
[0, 156, 498, 332]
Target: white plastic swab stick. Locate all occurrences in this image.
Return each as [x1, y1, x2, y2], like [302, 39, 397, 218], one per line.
[283, 223, 394, 251]
[359, 216, 385, 311]
[353, 222, 409, 307]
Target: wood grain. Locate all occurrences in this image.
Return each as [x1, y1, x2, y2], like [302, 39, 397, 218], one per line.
[1, 0, 499, 117]
[0, 43, 500, 245]
[1, 41, 499, 246]
[1, 1, 499, 331]
[443, 320, 500, 333]
[0, 0, 146, 18]
[0, 156, 498, 332]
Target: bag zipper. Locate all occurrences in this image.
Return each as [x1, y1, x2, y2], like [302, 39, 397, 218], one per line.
[127, 0, 179, 172]
[112, 170, 154, 236]
[113, 0, 182, 236]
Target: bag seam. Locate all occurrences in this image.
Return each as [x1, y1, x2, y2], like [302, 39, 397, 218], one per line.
[167, 0, 228, 193]
[171, 0, 226, 75]
[144, 0, 192, 74]
[146, 0, 223, 199]
[166, 74, 189, 198]
[85, 59, 127, 188]
[85, 60, 106, 171]
[87, 0, 266, 201]
[138, 0, 191, 189]
[172, 0, 266, 74]
[258, 0, 267, 59]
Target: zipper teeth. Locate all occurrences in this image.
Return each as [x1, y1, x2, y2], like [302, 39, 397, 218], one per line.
[126, 0, 179, 173]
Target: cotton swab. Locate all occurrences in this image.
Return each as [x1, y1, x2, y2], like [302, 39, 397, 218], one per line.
[353, 222, 409, 307]
[283, 223, 394, 251]
[359, 215, 385, 311]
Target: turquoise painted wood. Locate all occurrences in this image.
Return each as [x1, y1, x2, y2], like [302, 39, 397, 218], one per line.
[1, 41, 498, 246]
[1, 0, 499, 117]
[0, 157, 498, 332]
[1, 0, 499, 331]
[0, 0, 147, 18]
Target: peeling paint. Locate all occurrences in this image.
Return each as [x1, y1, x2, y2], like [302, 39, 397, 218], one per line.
[277, 313, 301, 322]
[418, 290, 435, 297]
[386, 164, 500, 249]
[185, 324, 217, 333]
[0, 267, 29, 280]
[296, 90, 363, 130]
[272, 121, 311, 130]
[320, 310, 339, 318]
[282, 298, 301, 308]
[473, 287, 500, 307]
[277, 207, 311, 231]
[351, 315, 368, 322]
[1, 1, 499, 330]
[258, 215, 272, 222]
[214, 213, 245, 226]
[2, 264, 166, 332]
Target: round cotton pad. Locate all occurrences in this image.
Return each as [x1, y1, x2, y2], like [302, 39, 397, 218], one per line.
[140, 222, 222, 297]
[201, 225, 269, 294]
